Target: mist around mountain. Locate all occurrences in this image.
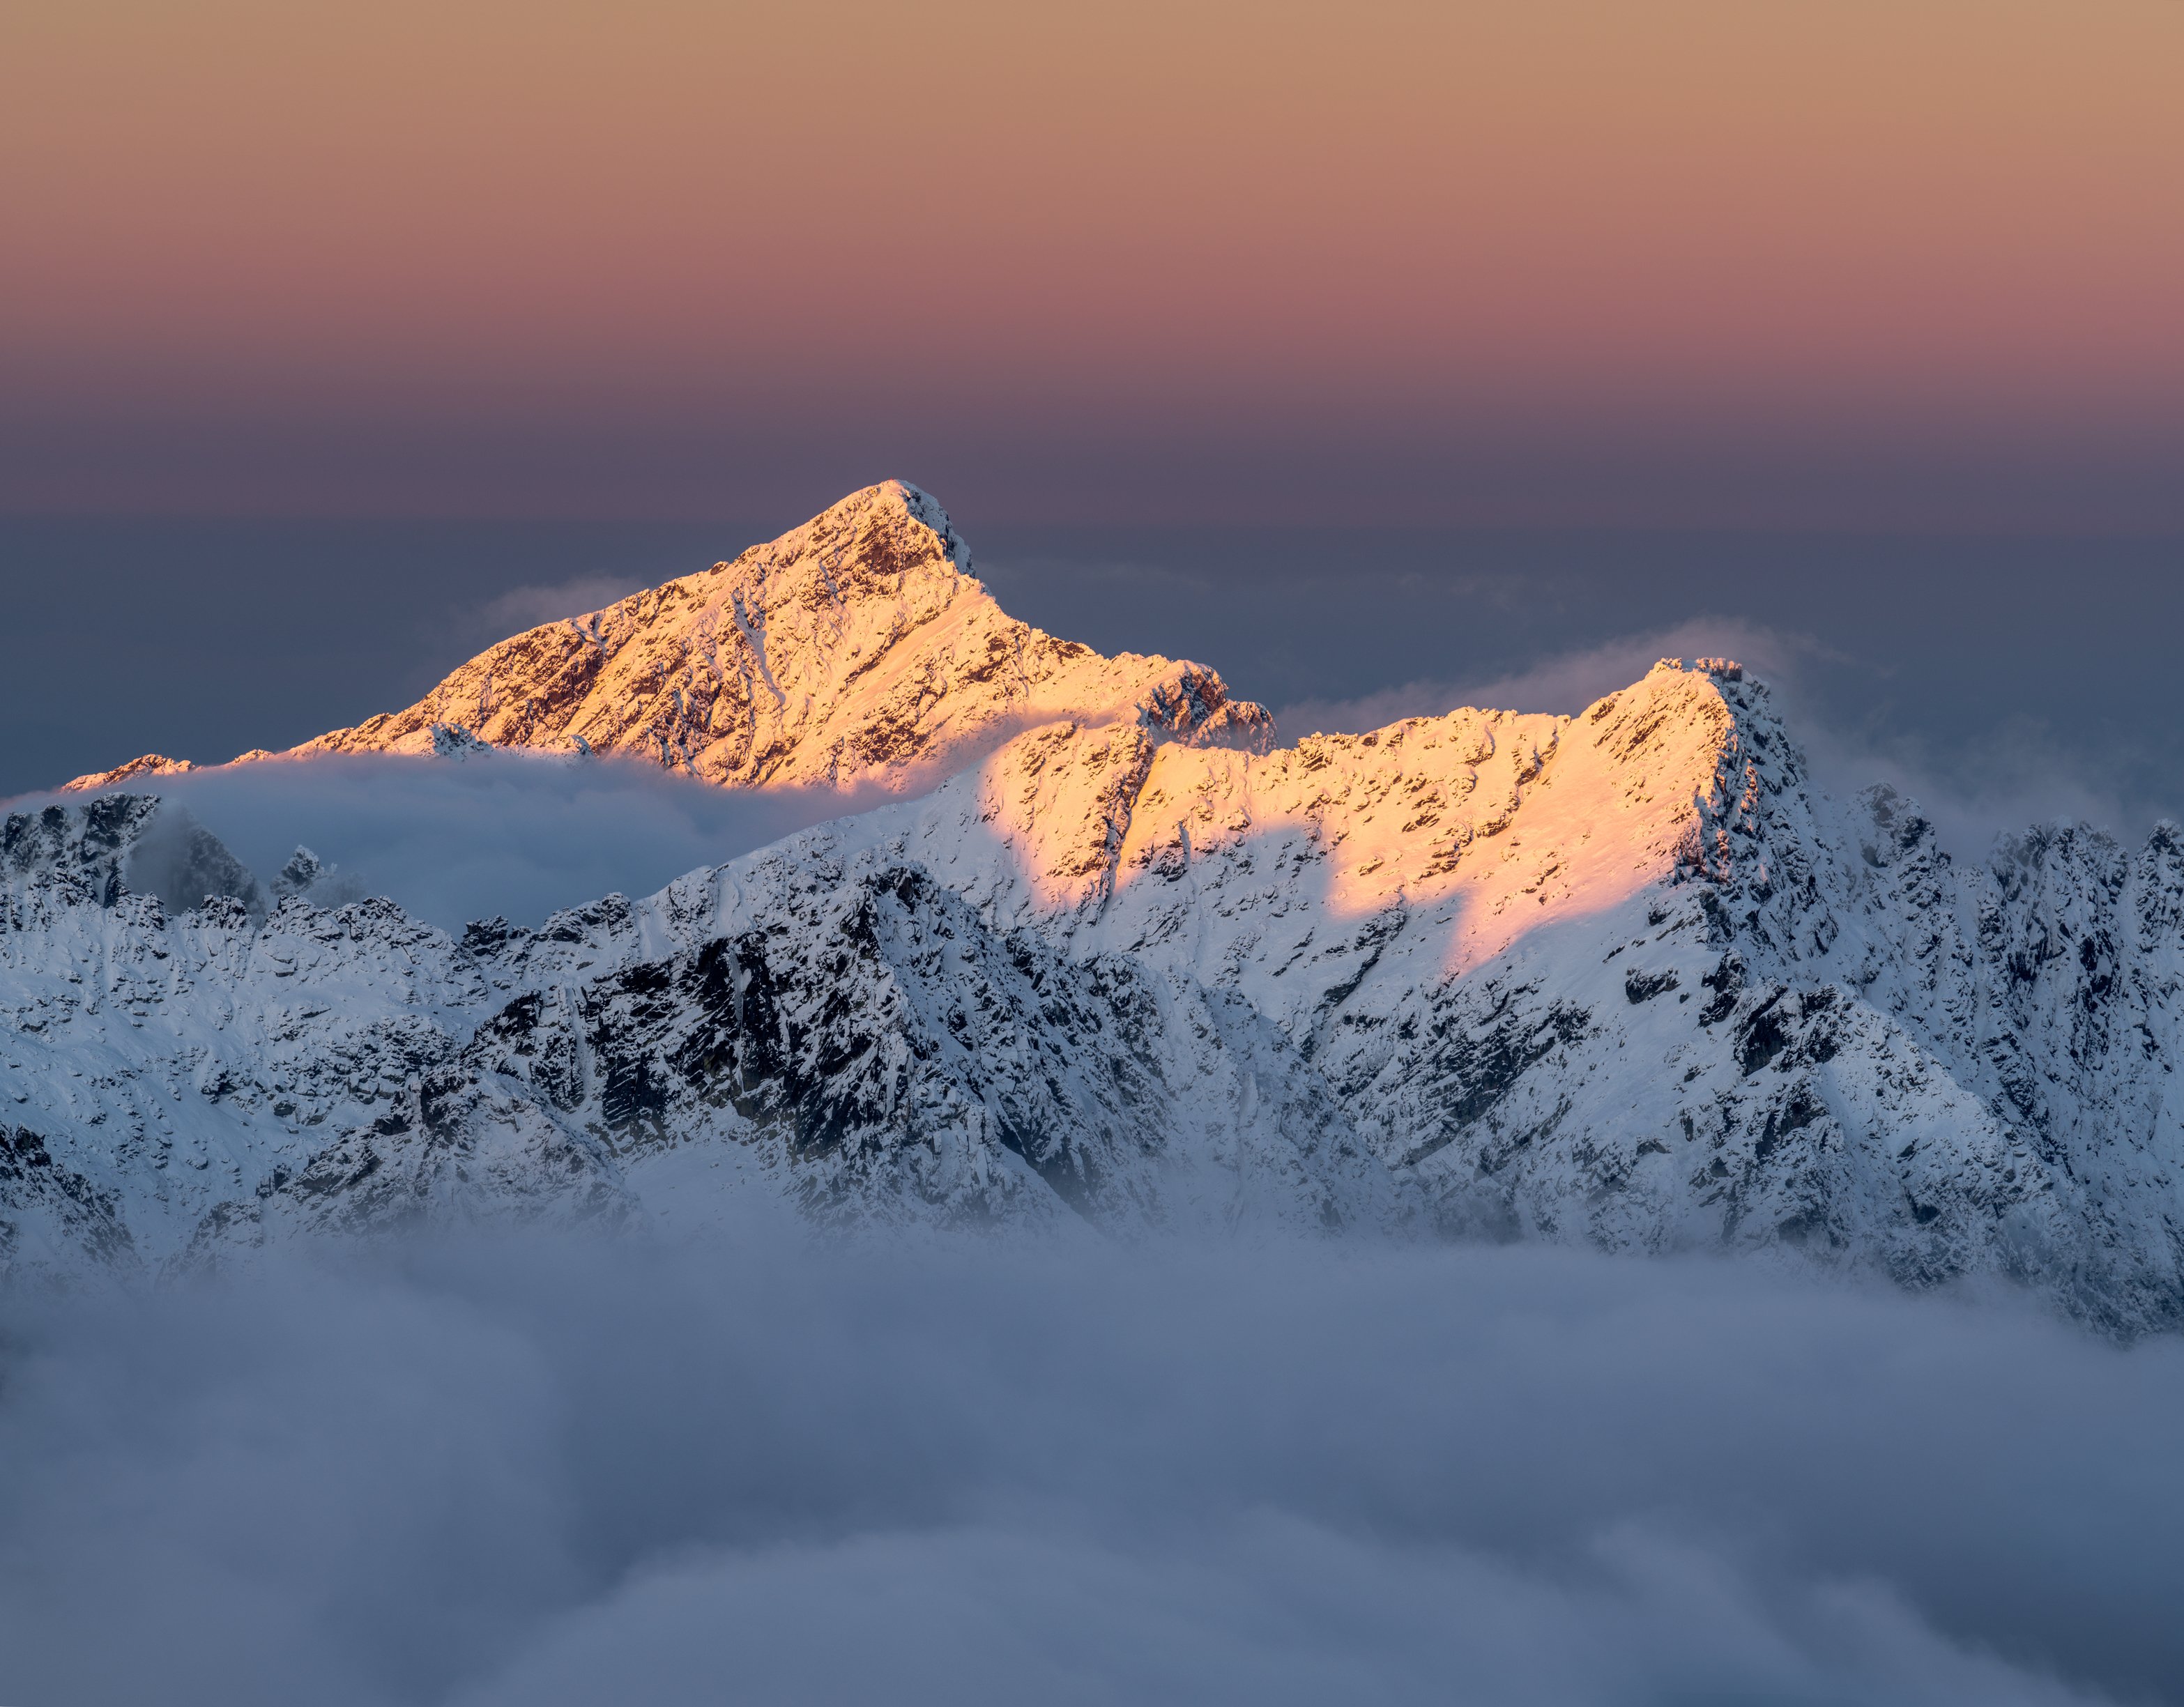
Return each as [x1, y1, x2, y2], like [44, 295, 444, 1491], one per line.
[8, 483, 2184, 1705]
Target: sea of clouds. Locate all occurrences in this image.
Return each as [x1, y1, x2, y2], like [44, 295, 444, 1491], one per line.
[2, 1224, 2180, 1707]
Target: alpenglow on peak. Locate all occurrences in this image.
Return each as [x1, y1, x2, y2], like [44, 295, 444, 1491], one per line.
[268, 481, 1269, 792]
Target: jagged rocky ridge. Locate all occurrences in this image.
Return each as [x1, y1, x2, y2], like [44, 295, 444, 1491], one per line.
[17, 487, 2184, 1335]
[0, 797, 1388, 1273]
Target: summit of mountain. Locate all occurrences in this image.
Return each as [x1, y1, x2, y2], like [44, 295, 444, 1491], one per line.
[277, 480, 1269, 791]
[54, 482, 1269, 799]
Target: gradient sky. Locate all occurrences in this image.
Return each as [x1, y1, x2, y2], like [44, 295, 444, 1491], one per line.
[4, 0, 2181, 526]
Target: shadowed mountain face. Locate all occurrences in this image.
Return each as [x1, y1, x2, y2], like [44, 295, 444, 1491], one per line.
[18, 488, 2184, 1335]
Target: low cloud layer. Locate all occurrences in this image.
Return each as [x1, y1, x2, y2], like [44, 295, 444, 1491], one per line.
[33, 751, 887, 934]
[1, 1230, 2178, 1706]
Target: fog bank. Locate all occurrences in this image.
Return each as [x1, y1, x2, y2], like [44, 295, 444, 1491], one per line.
[1, 1230, 2177, 1706]
[21, 751, 889, 933]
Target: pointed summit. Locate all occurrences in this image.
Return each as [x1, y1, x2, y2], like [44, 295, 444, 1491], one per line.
[846, 478, 971, 571]
[744, 479, 972, 585]
[260, 484, 1271, 793]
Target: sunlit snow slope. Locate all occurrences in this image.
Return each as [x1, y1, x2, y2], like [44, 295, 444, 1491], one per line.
[66, 482, 1269, 794]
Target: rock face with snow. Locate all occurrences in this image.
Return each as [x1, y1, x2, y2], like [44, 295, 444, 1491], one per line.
[61, 753, 199, 793]
[13, 488, 2184, 1335]
[0, 797, 1387, 1276]
[272, 482, 1270, 789]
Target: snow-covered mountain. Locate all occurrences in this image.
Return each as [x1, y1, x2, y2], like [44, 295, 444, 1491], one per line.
[16, 486, 2184, 1335]
[784, 657, 2184, 1332]
[0, 796, 1389, 1273]
[63, 482, 1269, 795]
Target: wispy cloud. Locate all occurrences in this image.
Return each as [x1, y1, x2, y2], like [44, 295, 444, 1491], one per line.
[458, 574, 655, 646]
[1269, 618, 1836, 734]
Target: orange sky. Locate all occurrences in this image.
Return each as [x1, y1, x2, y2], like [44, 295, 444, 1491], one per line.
[4, 0, 2180, 524]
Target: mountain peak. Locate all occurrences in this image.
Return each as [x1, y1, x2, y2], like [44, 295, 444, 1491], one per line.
[244, 484, 1271, 792]
[754, 479, 972, 583]
[873, 478, 970, 569]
